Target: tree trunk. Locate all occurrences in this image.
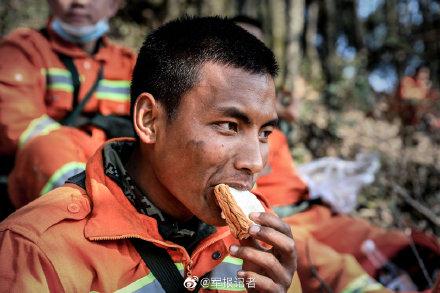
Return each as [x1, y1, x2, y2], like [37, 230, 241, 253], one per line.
[305, 0, 322, 81]
[267, 0, 287, 87]
[350, 0, 365, 52]
[418, 0, 440, 87]
[385, 0, 404, 80]
[323, 0, 338, 83]
[284, 0, 305, 91]
[239, 0, 260, 19]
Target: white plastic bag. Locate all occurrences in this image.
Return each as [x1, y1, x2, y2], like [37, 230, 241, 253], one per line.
[297, 153, 380, 214]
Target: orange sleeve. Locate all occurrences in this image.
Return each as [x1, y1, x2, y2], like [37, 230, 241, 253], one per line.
[0, 37, 49, 155]
[0, 229, 64, 292]
[255, 129, 308, 207]
[294, 228, 390, 293]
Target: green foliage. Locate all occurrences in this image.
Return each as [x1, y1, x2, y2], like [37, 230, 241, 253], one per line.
[0, 0, 48, 35]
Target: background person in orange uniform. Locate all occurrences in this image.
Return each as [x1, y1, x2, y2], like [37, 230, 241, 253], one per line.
[0, 0, 136, 209]
[233, 15, 389, 292]
[232, 15, 439, 292]
[0, 16, 298, 292]
[256, 130, 389, 293]
[232, 15, 309, 208]
[395, 64, 439, 127]
[255, 127, 440, 292]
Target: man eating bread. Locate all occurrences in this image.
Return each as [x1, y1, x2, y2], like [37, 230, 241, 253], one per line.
[0, 16, 298, 292]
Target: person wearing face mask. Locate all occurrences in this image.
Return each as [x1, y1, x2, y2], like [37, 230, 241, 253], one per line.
[0, 0, 136, 210]
[0, 16, 299, 293]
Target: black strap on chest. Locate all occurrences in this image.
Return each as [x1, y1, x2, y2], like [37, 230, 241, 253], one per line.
[39, 28, 104, 126]
[57, 55, 104, 126]
[131, 238, 187, 293]
[57, 53, 81, 109]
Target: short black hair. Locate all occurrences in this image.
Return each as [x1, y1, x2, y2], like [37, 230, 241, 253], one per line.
[130, 16, 278, 120]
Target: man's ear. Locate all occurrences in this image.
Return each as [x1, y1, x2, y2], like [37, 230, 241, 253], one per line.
[133, 93, 159, 144]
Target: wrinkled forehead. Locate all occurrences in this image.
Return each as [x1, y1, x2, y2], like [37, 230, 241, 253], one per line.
[178, 62, 277, 119]
[196, 62, 274, 90]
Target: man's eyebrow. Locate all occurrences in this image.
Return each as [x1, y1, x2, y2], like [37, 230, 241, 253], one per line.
[216, 106, 279, 127]
[216, 107, 252, 124]
[263, 118, 279, 128]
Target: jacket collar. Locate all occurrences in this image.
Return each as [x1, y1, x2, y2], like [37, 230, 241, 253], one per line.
[83, 138, 231, 251]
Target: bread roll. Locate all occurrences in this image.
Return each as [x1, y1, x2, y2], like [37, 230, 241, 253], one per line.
[214, 184, 265, 239]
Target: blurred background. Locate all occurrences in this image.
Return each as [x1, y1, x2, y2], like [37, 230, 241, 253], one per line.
[1, 0, 439, 237]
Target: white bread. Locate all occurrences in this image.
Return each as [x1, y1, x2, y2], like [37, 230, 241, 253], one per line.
[214, 184, 265, 239]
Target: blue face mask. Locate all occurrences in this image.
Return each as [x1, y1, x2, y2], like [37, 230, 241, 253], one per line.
[51, 18, 109, 44]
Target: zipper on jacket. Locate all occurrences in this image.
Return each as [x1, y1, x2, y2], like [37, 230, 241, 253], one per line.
[184, 230, 230, 279]
[89, 234, 184, 252]
[91, 230, 231, 283]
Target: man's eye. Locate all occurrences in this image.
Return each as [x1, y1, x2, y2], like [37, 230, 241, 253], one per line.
[216, 122, 238, 133]
[259, 129, 273, 140]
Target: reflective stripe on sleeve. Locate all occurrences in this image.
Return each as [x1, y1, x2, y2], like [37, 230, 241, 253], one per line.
[40, 162, 86, 195]
[341, 274, 385, 293]
[112, 263, 184, 293]
[96, 79, 130, 102]
[45, 68, 74, 93]
[18, 114, 61, 149]
[203, 256, 246, 291]
[113, 272, 160, 293]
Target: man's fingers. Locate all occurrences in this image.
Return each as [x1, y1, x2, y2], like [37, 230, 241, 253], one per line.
[230, 244, 292, 288]
[237, 270, 285, 293]
[250, 212, 292, 238]
[238, 235, 267, 250]
[246, 213, 296, 264]
[248, 223, 296, 262]
[232, 212, 297, 291]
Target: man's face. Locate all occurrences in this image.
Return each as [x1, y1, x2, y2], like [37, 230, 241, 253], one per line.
[151, 63, 277, 226]
[48, 0, 119, 26]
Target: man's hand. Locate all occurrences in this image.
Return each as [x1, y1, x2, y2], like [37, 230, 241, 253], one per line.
[229, 212, 297, 292]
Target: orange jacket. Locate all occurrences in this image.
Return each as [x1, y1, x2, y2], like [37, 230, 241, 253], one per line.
[394, 76, 440, 125]
[0, 138, 298, 292]
[255, 130, 390, 292]
[254, 130, 440, 292]
[0, 25, 135, 155]
[254, 129, 308, 207]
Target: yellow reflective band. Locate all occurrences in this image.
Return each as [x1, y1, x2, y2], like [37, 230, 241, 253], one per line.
[96, 79, 130, 102]
[113, 272, 156, 293]
[18, 114, 60, 149]
[175, 262, 184, 271]
[47, 68, 71, 77]
[223, 256, 243, 265]
[47, 82, 73, 92]
[96, 91, 130, 102]
[40, 162, 86, 195]
[100, 80, 131, 88]
[112, 263, 184, 293]
[341, 274, 385, 293]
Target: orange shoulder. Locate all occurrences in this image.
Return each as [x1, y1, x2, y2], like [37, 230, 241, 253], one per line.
[0, 185, 91, 242]
[2, 27, 48, 48]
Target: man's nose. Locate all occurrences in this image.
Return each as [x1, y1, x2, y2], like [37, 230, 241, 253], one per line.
[234, 138, 265, 175]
